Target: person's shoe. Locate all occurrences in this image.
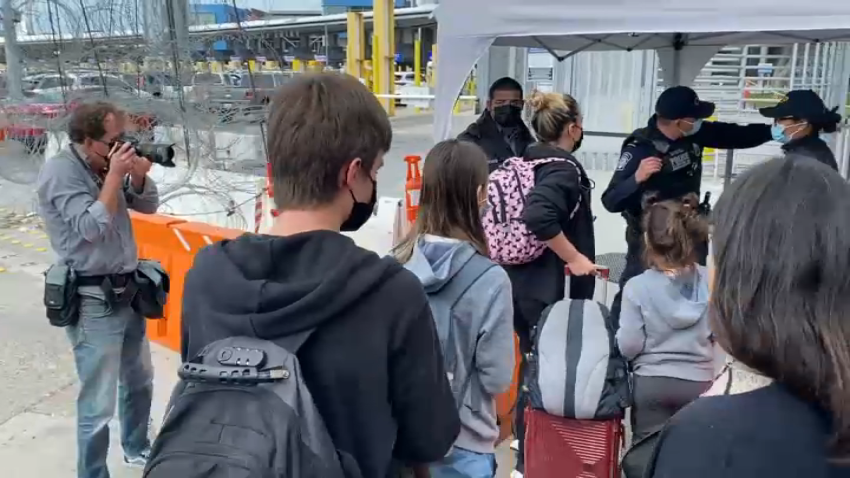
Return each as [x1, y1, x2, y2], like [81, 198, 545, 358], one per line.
[123, 448, 151, 469]
[510, 439, 519, 451]
[510, 471, 524, 478]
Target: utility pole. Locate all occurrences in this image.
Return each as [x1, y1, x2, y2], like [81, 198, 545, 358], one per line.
[2, 0, 23, 100]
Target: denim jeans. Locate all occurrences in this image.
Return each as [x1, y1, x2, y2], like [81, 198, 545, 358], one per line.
[66, 286, 154, 478]
[429, 447, 497, 478]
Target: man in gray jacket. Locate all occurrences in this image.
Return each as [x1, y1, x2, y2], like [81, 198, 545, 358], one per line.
[37, 102, 159, 478]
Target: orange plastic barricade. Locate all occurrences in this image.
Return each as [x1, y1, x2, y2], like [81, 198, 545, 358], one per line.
[404, 155, 422, 223]
[496, 335, 522, 443]
[130, 212, 244, 352]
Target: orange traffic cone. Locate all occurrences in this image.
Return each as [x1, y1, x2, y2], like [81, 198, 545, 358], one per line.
[404, 155, 422, 224]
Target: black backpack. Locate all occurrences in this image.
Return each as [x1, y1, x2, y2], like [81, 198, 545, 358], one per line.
[144, 334, 359, 478]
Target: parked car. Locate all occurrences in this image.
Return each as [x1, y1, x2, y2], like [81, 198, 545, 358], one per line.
[0, 88, 161, 155]
[23, 71, 153, 99]
[121, 72, 190, 99]
[195, 70, 293, 122]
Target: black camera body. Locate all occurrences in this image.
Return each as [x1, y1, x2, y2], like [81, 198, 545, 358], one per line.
[115, 135, 176, 168]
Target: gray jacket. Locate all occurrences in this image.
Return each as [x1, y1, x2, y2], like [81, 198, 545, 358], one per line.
[616, 266, 714, 382]
[403, 235, 515, 453]
[37, 145, 158, 275]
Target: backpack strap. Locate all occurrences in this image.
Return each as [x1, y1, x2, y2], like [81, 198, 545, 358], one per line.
[440, 253, 497, 310]
[437, 253, 497, 409]
[277, 328, 317, 354]
[531, 157, 585, 221]
[526, 156, 585, 221]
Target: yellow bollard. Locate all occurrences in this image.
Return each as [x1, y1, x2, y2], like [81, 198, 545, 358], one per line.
[414, 32, 422, 113]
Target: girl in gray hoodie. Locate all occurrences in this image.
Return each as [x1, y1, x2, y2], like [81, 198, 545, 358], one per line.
[394, 140, 515, 478]
[616, 194, 714, 447]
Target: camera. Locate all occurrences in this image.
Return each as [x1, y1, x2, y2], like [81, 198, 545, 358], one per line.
[112, 135, 176, 168]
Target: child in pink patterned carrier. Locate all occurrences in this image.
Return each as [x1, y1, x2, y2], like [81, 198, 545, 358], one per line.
[495, 90, 598, 478]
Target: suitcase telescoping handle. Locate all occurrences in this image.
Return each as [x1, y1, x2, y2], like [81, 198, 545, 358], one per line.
[565, 265, 611, 304]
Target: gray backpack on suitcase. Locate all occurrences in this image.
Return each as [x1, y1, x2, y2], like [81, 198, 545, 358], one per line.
[527, 299, 631, 419]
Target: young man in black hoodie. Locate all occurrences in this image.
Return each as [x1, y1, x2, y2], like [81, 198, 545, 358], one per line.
[180, 72, 460, 477]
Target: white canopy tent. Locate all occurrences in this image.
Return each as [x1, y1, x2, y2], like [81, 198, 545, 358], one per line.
[433, 0, 850, 141]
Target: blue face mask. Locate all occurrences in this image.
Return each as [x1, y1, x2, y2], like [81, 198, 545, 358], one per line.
[771, 122, 806, 144]
[681, 119, 703, 137]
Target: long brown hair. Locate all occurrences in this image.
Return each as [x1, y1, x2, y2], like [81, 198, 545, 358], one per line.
[712, 155, 850, 461]
[393, 140, 490, 263]
[642, 193, 709, 270]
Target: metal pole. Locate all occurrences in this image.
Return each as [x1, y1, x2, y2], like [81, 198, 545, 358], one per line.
[3, 0, 23, 100]
[723, 149, 735, 187]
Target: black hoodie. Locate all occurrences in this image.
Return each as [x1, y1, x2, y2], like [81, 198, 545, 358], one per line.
[180, 231, 460, 478]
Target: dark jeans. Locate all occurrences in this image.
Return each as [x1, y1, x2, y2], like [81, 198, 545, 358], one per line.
[631, 375, 711, 443]
[66, 286, 154, 478]
[512, 276, 595, 473]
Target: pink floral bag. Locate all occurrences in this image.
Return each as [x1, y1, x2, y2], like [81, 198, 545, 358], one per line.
[482, 157, 582, 265]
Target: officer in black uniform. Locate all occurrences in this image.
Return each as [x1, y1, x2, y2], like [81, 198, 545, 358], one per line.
[760, 89, 842, 170]
[602, 86, 772, 329]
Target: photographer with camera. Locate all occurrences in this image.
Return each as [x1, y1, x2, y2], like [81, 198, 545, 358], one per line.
[37, 101, 166, 478]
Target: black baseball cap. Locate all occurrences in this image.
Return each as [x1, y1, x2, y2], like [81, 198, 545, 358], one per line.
[759, 90, 829, 120]
[655, 86, 715, 120]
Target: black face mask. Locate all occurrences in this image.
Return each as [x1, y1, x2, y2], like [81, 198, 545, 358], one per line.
[341, 176, 377, 232]
[492, 105, 523, 127]
[572, 129, 584, 153]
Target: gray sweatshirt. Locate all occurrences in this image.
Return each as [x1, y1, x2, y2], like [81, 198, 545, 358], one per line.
[616, 265, 715, 382]
[403, 235, 515, 453]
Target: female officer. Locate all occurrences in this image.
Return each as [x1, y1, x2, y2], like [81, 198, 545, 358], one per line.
[760, 89, 843, 170]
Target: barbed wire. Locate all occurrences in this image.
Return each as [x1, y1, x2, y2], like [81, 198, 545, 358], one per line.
[0, 0, 308, 226]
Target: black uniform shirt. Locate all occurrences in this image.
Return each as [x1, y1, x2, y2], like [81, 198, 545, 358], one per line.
[602, 116, 772, 234]
[782, 133, 839, 171]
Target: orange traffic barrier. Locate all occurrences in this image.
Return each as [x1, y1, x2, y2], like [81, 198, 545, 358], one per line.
[131, 212, 244, 352]
[496, 336, 521, 443]
[404, 155, 422, 223]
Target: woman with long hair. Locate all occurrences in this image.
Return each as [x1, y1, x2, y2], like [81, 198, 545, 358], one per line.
[394, 139, 515, 478]
[648, 155, 850, 477]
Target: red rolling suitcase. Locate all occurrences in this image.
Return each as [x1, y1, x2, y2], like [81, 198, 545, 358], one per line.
[523, 260, 624, 478]
[524, 408, 623, 478]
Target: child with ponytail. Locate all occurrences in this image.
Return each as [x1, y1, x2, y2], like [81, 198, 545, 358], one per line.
[616, 193, 714, 449]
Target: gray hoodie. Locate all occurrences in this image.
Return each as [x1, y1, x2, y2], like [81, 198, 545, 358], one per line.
[616, 265, 714, 382]
[403, 235, 515, 453]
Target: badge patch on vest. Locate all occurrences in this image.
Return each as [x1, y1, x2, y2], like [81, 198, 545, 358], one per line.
[617, 152, 632, 171]
[668, 150, 691, 171]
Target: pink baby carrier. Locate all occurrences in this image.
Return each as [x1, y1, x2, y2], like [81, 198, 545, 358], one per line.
[483, 157, 582, 265]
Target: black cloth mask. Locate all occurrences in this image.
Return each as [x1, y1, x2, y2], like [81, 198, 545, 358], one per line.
[341, 177, 377, 232]
[492, 105, 523, 127]
[572, 128, 584, 153]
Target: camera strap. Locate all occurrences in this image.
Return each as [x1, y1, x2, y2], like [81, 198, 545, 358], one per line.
[69, 144, 104, 189]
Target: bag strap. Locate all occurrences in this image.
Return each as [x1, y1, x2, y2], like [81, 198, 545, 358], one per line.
[439, 253, 497, 311]
[277, 328, 317, 354]
[435, 253, 496, 408]
[524, 157, 585, 220]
